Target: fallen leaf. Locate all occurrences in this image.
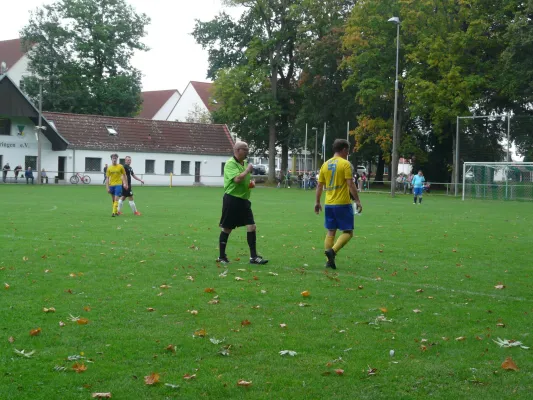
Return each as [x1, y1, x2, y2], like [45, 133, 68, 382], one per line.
[166, 344, 176, 352]
[23, 256, 29, 261]
[59, 321, 66, 327]
[194, 329, 207, 337]
[84, 306, 91, 312]
[367, 366, 377, 375]
[77, 318, 89, 325]
[279, 350, 297, 356]
[416, 289, 424, 293]
[501, 357, 519, 371]
[358, 285, 364, 290]
[144, 372, 160, 385]
[334, 369, 344, 375]
[268, 272, 278, 276]
[147, 308, 156, 312]
[241, 320, 251, 326]
[207, 299, 220, 305]
[251, 305, 260, 309]
[186, 276, 194, 281]
[420, 345, 428, 352]
[279, 323, 287, 328]
[301, 290, 310, 297]
[139, 260, 146, 263]
[235, 277, 244, 281]
[8, 336, 15, 343]
[496, 323, 505, 328]
[91, 394, 112, 399]
[237, 379, 252, 387]
[183, 373, 197, 380]
[160, 284, 171, 289]
[30, 328, 42, 336]
[204, 288, 215, 293]
[379, 307, 388, 313]
[455, 336, 466, 341]
[43, 307, 56, 313]
[413, 309, 422, 313]
[494, 284, 506, 290]
[190, 310, 198, 315]
[4, 283, 9, 290]
[72, 362, 87, 373]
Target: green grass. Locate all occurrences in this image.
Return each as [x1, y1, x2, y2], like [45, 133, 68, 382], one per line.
[0, 185, 532, 399]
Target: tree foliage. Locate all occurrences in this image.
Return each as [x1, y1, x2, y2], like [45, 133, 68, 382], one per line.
[21, 0, 149, 117]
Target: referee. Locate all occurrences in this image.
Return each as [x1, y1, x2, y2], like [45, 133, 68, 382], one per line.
[217, 141, 268, 265]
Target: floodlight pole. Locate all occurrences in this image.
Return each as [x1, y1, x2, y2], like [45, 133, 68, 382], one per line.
[312, 127, 318, 171]
[37, 83, 43, 185]
[388, 16, 400, 197]
[507, 113, 511, 162]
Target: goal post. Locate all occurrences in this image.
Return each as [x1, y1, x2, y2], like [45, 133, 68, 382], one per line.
[462, 162, 533, 201]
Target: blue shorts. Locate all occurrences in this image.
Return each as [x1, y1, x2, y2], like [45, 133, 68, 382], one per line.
[324, 204, 354, 231]
[109, 185, 122, 197]
[413, 187, 423, 196]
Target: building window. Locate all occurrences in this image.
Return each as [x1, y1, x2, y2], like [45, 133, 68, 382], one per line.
[119, 158, 125, 166]
[145, 160, 155, 174]
[0, 119, 11, 136]
[85, 157, 101, 172]
[181, 161, 190, 175]
[221, 162, 225, 176]
[165, 160, 174, 174]
[25, 156, 37, 170]
[106, 125, 118, 135]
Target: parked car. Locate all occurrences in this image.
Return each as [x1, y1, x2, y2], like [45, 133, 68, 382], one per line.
[253, 164, 267, 175]
[356, 165, 367, 174]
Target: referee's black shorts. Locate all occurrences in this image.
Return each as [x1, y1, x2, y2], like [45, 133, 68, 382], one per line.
[219, 193, 255, 229]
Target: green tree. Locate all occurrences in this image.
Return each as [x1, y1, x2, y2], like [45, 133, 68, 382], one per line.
[21, 0, 149, 117]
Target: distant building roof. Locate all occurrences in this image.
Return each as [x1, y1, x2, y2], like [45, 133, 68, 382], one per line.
[190, 81, 217, 112]
[0, 38, 26, 70]
[138, 89, 180, 119]
[42, 112, 234, 155]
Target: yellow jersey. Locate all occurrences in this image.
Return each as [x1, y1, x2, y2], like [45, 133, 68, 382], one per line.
[318, 156, 352, 205]
[106, 164, 126, 186]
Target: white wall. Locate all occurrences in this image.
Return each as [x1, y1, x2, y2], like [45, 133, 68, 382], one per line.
[0, 117, 228, 186]
[152, 91, 181, 121]
[6, 56, 31, 87]
[165, 85, 208, 122]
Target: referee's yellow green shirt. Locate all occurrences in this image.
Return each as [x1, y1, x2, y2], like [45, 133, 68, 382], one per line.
[318, 156, 352, 205]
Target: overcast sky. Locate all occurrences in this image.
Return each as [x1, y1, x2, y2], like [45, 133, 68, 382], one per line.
[0, 0, 243, 92]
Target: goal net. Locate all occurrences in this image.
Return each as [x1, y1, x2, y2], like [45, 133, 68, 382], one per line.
[462, 162, 533, 201]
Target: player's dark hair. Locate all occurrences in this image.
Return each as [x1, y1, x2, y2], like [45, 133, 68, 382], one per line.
[332, 139, 350, 153]
[111, 153, 118, 159]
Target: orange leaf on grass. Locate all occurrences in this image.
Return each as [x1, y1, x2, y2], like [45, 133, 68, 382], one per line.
[144, 372, 160, 385]
[77, 318, 89, 325]
[194, 329, 207, 337]
[165, 344, 176, 353]
[501, 357, 519, 371]
[4, 283, 9, 290]
[183, 373, 197, 380]
[241, 320, 251, 326]
[301, 290, 310, 297]
[91, 393, 112, 399]
[204, 288, 215, 293]
[379, 307, 388, 313]
[147, 308, 156, 312]
[72, 362, 87, 373]
[30, 328, 42, 336]
[237, 379, 252, 387]
[334, 369, 344, 375]
[84, 306, 91, 312]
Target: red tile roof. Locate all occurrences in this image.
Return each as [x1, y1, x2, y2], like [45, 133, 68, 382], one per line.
[138, 89, 179, 119]
[42, 112, 234, 155]
[0, 38, 26, 70]
[190, 81, 217, 112]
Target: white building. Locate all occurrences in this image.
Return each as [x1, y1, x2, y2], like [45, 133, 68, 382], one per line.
[0, 38, 31, 88]
[137, 89, 181, 120]
[0, 74, 234, 186]
[166, 81, 216, 122]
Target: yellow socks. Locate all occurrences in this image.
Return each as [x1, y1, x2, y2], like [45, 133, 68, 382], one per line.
[325, 235, 334, 250]
[332, 232, 353, 254]
[112, 201, 118, 214]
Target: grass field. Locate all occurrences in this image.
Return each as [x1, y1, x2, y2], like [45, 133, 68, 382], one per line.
[0, 185, 532, 399]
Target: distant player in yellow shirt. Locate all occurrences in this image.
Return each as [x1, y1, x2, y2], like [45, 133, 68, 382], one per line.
[106, 153, 128, 217]
[315, 139, 362, 269]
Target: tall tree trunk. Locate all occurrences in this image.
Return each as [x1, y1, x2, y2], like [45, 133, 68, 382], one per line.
[281, 141, 289, 175]
[375, 152, 385, 182]
[268, 58, 278, 184]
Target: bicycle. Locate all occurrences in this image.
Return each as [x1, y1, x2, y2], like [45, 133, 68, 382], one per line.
[70, 172, 91, 184]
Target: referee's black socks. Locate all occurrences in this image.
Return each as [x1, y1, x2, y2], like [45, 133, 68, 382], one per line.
[219, 231, 230, 258]
[247, 231, 257, 258]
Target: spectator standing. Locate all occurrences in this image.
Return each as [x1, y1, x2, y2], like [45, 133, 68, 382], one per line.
[103, 163, 108, 184]
[315, 139, 362, 270]
[14, 165, 22, 182]
[25, 167, 34, 184]
[412, 170, 426, 204]
[402, 173, 408, 194]
[217, 141, 268, 266]
[361, 172, 367, 190]
[2, 163, 10, 183]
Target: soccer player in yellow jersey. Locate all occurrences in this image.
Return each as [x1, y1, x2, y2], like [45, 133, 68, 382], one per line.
[315, 139, 362, 269]
[106, 153, 128, 217]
